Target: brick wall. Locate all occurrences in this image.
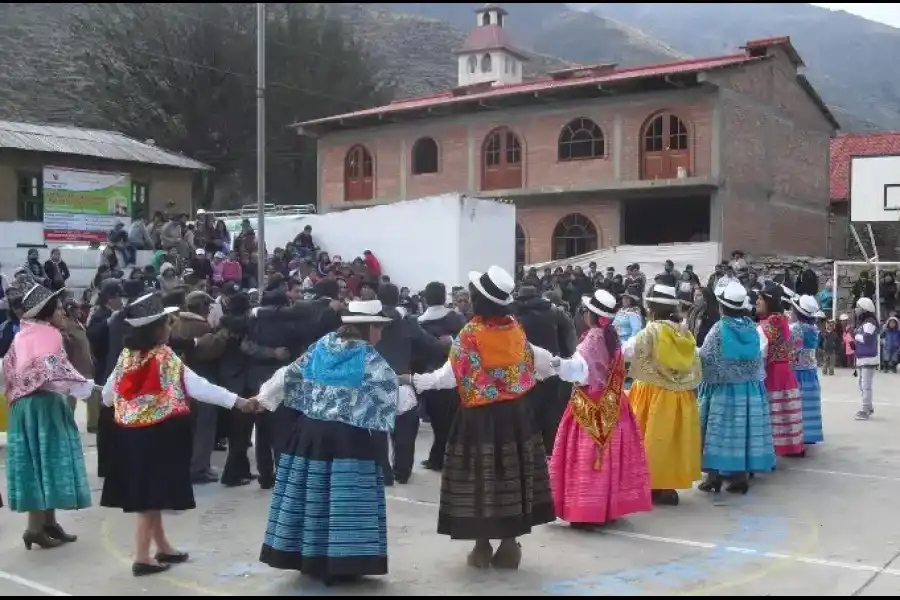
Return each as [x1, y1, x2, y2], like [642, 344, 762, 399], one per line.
[0, 149, 196, 224]
[517, 198, 620, 264]
[708, 53, 836, 258]
[317, 90, 715, 212]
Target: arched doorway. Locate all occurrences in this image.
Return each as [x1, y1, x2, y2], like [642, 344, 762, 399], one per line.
[482, 127, 523, 190]
[552, 213, 598, 260]
[641, 113, 690, 180]
[515, 222, 527, 268]
[344, 144, 374, 201]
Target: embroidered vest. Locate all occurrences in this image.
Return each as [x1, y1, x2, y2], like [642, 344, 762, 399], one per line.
[112, 346, 190, 427]
[449, 316, 537, 408]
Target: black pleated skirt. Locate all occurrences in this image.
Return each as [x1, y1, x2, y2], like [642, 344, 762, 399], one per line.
[438, 395, 556, 540]
[100, 415, 196, 513]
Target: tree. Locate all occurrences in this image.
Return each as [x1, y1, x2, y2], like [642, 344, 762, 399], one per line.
[72, 3, 391, 209]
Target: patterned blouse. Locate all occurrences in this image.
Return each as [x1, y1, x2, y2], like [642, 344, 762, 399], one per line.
[790, 321, 819, 371]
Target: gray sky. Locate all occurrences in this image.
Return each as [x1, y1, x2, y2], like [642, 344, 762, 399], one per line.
[813, 3, 900, 28]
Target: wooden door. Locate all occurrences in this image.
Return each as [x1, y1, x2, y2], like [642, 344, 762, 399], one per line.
[641, 113, 691, 180]
[345, 145, 374, 201]
[482, 128, 523, 191]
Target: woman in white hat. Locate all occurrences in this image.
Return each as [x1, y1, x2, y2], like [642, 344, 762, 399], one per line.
[790, 295, 824, 447]
[256, 300, 398, 585]
[756, 281, 804, 457]
[550, 289, 652, 528]
[624, 284, 703, 506]
[4, 284, 97, 550]
[411, 266, 576, 569]
[100, 292, 258, 577]
[697, 282, 775, 495]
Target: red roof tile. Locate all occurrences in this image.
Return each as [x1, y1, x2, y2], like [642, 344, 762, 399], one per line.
[297, 53, 761, 128]
[830, 133, 900, 201]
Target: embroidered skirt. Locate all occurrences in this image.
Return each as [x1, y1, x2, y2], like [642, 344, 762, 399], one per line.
[698, 381, 776, 474]
[6, 392, 91, 513]
[795, 368, 824, 444]
[550, 397, 652, 525]
[628, 382, 701, 490]
[100, 415, 195, 513]
[438, 396, 555, 540]
[260, 409, 388, 579]
[765, 361, 804, 456]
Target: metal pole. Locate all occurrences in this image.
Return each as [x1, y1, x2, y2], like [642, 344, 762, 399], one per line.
[256, 2, 266, 288]
[832, 260, 838, 322]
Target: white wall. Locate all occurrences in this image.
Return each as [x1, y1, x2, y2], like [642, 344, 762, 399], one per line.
[243, 194, 516, 293]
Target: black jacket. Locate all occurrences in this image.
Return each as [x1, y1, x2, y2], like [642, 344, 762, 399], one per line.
[516, 296, 577, 358]
[376, 306, 447, 376]
[86, 305, 115, 384]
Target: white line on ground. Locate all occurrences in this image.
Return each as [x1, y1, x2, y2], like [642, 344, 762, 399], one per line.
[822, 400, 900, 407]
[785, 466, 900, 483]
[0, 570, 71, 596]
[386, 494, 900, 578]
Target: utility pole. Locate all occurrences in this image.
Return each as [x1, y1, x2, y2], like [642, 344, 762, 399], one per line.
[256, 2, 266, 288]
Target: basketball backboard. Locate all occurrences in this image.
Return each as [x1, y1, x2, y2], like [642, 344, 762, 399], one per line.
[849, 154, 900, 222]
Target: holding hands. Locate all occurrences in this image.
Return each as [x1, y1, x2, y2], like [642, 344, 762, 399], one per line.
[235, 396, 260, 413]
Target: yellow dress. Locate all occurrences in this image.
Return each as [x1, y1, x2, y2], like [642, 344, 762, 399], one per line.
[627, 320, 702, 490]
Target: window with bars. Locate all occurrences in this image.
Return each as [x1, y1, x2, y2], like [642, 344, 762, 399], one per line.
[17, 172, 43, 222]
[558, 118, 605, 160]
[132, 181, 150, 220]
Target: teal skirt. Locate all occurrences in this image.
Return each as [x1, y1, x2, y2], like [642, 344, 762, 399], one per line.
[6, 392, 92, 513]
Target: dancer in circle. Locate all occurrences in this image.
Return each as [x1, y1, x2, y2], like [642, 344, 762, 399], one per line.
[412, 266, 574, 569]
[4, 284, 96, 550]
[790, 295, 824, 447]
[100, 292, 257, 576]
[626, 284, 703, 506]
[550, 289, 652, 528]
[257, 300, 398, 585]
[698, 281, 775, 494]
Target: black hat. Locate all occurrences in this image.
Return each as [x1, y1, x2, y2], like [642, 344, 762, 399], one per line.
[22, 284, 65, 319]
[760, 280, 782, 303]
[124, 292, 180, 327]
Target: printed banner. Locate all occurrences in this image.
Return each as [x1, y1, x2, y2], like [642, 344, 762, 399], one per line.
[43, 167, 132, 243]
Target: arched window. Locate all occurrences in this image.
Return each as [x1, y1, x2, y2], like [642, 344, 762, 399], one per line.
[481, 12, 490, 26]
[552, 213, 598, 259]
[641, 112, 691, 180]
[515, 223, 527, 267]
[481, 127, 523, 190]
[344, 144, 374, 201]
[468, 55, 477, 73]
[558, 117, 605, 161]
[481, 53, 492, 73]
[411, 137, 439, 175]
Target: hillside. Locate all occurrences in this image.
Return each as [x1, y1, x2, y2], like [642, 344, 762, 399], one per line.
[582, 3, 900, 132]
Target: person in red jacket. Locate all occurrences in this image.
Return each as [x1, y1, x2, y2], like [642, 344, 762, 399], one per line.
[363, 250, 382, 277]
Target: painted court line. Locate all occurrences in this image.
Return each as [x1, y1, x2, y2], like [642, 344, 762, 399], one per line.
[785, 466, 900, 483]
[0, 570, 71, 596]
[386, 494, 900, 578]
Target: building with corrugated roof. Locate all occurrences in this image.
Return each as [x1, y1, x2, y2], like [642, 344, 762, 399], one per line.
[294, 3, 840, 263]
[0, 119, 210, 246]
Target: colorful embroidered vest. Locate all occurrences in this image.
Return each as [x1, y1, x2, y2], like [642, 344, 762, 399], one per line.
[449, 316, 537, 408]
[762, 315, 792, 363]
[112, 346, 189, 427]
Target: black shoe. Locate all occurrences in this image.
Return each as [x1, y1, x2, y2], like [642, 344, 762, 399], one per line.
[155, 551, 189, 564]
[23, 531, 63, 550]
[192, 472, 219, 484]
[221, 477, 252, 488]
[132, 562, 171, 577]
[215, 441, 228, 452]
[394, 474, 410, 485]
[726, 481, 750, 495]
[44, 523, 77, 543]
[258, 476, 274, 490]
[420, 460, 441, 472]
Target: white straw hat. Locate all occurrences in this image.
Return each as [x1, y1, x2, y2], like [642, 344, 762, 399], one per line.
[468, 266, 515, 306]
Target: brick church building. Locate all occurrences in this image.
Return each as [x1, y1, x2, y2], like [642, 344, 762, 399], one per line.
[295, 3, 839, 264]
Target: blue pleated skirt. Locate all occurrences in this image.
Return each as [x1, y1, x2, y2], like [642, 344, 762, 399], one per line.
[260, 409, 388, 579]
[795, 368, 824, 444]
[698, 380, 777, 474]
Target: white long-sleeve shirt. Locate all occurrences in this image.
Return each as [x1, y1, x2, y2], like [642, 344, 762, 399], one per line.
[101, 365, 236, 409]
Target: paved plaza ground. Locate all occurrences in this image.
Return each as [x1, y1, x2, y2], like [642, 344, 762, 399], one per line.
[1, 369, 900, 596]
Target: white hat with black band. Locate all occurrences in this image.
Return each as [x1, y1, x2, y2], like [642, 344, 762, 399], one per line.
[582, 289, 617, 318]
[341, 299, 392, 324]
[645, 284, 680, 306]
[715, 280, 748, 311]
[468, 266, 515, 306]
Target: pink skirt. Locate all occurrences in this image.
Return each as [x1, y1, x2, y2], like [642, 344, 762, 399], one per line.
[550, 397, 653, 525]
[766, 361, 804, 456]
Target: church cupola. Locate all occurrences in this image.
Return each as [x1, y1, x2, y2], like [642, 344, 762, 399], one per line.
[456, 3, 529, 88]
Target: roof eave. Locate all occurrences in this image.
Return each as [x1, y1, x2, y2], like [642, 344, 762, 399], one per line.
[0, 145, 213, 172]
[796, 74, 841, 130]
[454, 46, 532, 61]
